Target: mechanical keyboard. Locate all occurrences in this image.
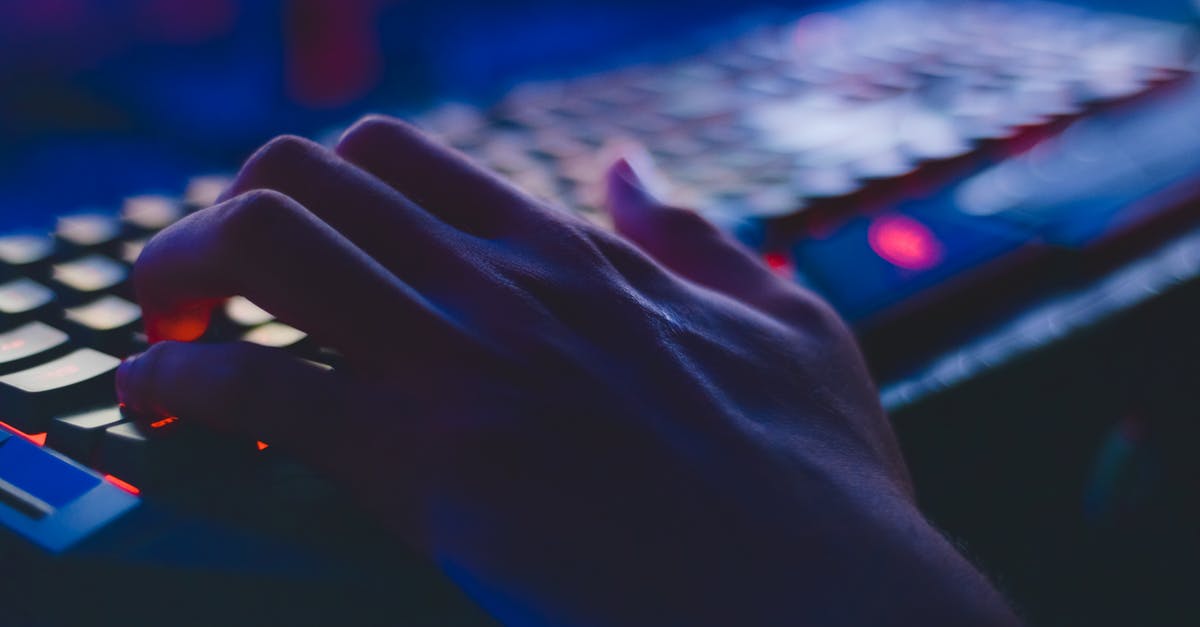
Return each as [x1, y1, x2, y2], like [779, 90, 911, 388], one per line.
[0, 1, 1198, 625]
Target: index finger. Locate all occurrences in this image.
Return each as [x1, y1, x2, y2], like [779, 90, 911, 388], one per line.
[135, 189, 461, 362]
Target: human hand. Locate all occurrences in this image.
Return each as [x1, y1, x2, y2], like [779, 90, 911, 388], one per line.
[117, 116, 1018, 626]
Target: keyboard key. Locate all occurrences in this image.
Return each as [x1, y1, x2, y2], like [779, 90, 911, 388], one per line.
[0, 349, 121, 433]
[225, 296, 274, 327]
[0, 233, 56, 278]
[120, 238, 148, 265]
[0, 426, 102, 513]
[0, 278, 56, 325]
[121, 195, 184, 233]
[62, 295, 142, 355]
[183, 175, 231, 211]
[51, 255, 128, 302]
[0, 322, 71, 374]
[243, 322, 308, 350]
[55, 213, 123, 253]
[47, 406, 124, 463]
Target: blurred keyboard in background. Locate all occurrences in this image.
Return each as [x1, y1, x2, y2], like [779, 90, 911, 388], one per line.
[406, 0, 1200, 381]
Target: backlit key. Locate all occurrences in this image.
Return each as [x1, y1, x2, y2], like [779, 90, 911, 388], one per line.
[120, 238, 148, 265]
[0, 348, 120, 433]
[0, 233, 56, 278]
[51, 255, 128, 302]
[243, 322, 307, 350]
[183, 175, 232, 211]
[63, 295, 142, 355]
[55, 213, 122, 253]
[0, 322, 71, 374]
[0, 278, 56, 326]
[225, 296, 274, 327]
[48, 406, 124, 463]
[121, 195, 184, 233]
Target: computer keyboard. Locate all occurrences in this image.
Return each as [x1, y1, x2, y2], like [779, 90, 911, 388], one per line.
[406, 0, 1198, 375]
[0, 0, 1198, 624]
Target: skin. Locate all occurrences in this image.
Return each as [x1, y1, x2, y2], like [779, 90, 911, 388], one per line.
[116, 116, 1021, 626]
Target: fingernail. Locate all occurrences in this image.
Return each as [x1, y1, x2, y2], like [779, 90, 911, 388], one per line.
[608, 149, 671, 211]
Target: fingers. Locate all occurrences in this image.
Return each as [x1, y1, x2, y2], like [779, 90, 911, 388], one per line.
[115, 341, 356, 460]
[135, 189, 458, 360]
[605, 158, 792, 312]
[218, 135, 480, 286]
[335, 115, 551, 238]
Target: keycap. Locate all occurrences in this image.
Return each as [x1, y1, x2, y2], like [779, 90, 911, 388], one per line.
[0, 348, 121, 433]
[47, 406, 124, 463]
[62, 295, 142, 355]
[0, 322, 71, 375]
[99, 418, 256, 488]
[225, 296, 274, 327]
[0, 429, 99, 519]
[51, 255, 128, 302]
[120, 238, 147, 265]
[0, 278, 56, 326]
[121, 194, 184, 233]
[243, 322, 308, 350]
[0, 233, 56, 278]
[183, 175, 231, 211]
[55, 213, 123, 253]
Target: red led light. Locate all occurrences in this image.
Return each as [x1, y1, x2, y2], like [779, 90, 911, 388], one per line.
[256, 441, 270, 452]
[763, 252, 792, 275]
[149, 416, 179, 429]
[104, 474, 141, 495]
[867, 214, 944, 271]
[0, 421, 45, 446]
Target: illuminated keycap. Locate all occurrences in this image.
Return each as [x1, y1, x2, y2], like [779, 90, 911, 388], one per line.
[0, 278, 56, 321]
[121, 195, 184, 232]
[48, 406, 124, 463]
[52, 255, 128, 300]
[56, 213, 122, 251]
[0, 349, 120, 433]
[0, 233, 55, 269]
[243, 322, 307, 349]
[63, 295, 143, 354]
[225, 296, 274, 327]
[0, 322, 70, 374]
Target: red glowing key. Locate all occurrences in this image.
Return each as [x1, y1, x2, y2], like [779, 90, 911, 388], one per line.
[763, 252, 793, 276]
[867, 214, 944, 271]
[149, 416, 179, 429]
[0, 420, 46, 446]
[104, 474, 141, 495]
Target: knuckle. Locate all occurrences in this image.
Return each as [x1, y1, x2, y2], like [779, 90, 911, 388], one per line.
[250, 134, 319, 168]
[335, 114, 403, 153]
[216, 189, 300, 248]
